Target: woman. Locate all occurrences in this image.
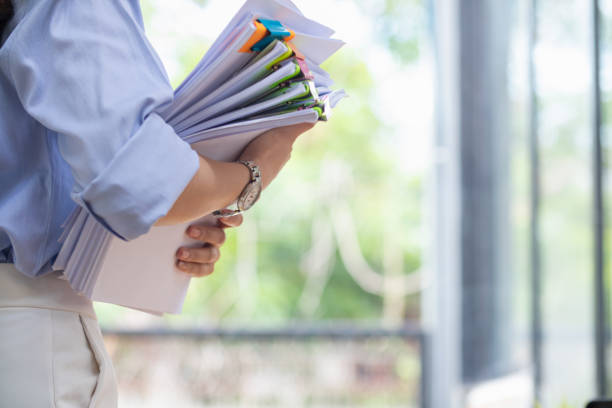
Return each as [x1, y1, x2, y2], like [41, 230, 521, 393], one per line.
[0, 0, 313, 406]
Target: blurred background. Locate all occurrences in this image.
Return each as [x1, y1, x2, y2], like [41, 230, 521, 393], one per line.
[96, 0, 612, 407]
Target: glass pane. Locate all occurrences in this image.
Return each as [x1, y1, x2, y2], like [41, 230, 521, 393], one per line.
[536, 0, 596, 405]
[508, 0, 533, 383]
[97, 0, 433, 327]
[95, 0, 435, 405]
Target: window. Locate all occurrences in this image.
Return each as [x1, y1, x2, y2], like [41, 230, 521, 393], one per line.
[98, 1, 612, 406]
[98, 0, 434, 406]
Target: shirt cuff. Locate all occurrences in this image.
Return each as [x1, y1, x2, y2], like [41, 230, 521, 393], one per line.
[73, 113, 199, 240]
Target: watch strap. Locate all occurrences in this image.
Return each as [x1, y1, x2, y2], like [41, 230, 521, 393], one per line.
[212, 161, 262, 217]
[238, 160, 261, 183]
[236, 160, 262, 212]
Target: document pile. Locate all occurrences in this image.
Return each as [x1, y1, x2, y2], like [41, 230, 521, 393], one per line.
[52, 0, 346, 315]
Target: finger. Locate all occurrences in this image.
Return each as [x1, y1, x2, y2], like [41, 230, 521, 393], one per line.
[176, 246, 220, 264]
[176, 261, 214, 277]
[186, 225, 226, 246]
[218, 213, 243, 228]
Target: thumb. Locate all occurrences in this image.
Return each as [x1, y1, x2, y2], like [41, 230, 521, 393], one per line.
[217, 213, 244, 228]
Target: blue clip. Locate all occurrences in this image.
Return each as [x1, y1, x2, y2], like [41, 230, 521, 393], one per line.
[251, 19, 292, 52]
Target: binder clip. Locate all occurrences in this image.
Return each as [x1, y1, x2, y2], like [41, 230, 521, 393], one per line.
[286, 42, 314, 81]
[312, 96, 331, 121]
[319, 97, 332, 121]
[306, 79, 319, 101]
[250, 19, 295, 52]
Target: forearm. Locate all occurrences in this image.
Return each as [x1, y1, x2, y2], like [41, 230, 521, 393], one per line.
[157, 123, 314, 226]
[155, 155, 250, 226]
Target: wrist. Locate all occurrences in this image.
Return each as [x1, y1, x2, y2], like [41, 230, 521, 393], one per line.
[236, 160, 262, 212]
[234, 160, 251, 192]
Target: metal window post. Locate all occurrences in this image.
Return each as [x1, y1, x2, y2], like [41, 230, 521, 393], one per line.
[458, 0, 514, 383]
[592, 0, 608, 397]
[528, 0, 542, 403]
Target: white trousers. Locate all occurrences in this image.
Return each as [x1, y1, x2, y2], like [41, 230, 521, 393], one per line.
[0, 263, 118, 407]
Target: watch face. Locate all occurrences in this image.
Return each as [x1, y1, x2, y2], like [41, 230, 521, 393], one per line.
[239, 182, 261, 210]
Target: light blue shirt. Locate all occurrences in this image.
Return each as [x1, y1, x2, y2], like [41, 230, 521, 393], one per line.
[0, 0, 200, 277]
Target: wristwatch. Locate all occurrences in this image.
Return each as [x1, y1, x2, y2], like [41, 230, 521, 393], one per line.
[236, 160, 262, 211]
[213, 160, 262, 218]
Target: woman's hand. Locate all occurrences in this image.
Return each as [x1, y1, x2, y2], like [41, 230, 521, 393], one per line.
[175, 214, 243, 277]
[239, 122, 315, 189]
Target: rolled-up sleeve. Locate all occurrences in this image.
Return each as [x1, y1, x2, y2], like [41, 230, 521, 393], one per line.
[3, 0, 199, 239]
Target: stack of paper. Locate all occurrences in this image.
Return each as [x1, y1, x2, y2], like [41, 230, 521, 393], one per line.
[52, 0, 346, 315]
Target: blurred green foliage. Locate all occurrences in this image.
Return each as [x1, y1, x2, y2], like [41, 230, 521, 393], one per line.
[97, 0, 430, 327]
[357, 0, 429, 64]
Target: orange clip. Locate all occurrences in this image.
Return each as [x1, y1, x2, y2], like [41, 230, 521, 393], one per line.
[286, 29, 296, 42]
[238, 20, 269, 53]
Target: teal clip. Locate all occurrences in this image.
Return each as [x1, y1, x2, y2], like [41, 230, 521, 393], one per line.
[251, 19, 292, 52]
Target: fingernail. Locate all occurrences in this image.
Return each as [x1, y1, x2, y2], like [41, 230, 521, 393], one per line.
[188, 227, 200, 238]
[177, 261, 189, 271]
[179, 249, 190, 260]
